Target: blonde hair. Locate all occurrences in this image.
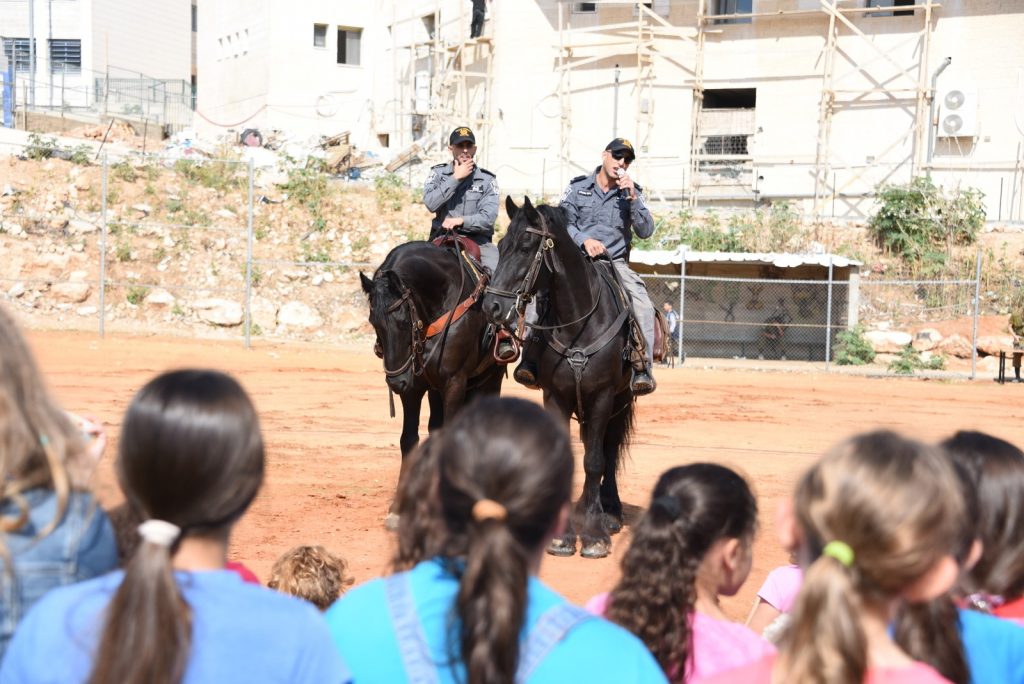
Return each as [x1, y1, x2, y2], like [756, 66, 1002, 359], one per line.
[0, 304, 86, 546]
[268, 545, 354, 611]
[780, 430, 964, 684]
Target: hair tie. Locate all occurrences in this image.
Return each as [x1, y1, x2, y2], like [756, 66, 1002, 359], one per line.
[138, 519, 181, 547]
[471, 499, 507, 523]
[822, 540, 855, 567]
[651, 495, 681, 521]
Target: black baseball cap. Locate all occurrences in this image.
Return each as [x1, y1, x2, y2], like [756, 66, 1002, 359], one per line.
[450, 127, 476, 145]
[605, 137, 635, 161]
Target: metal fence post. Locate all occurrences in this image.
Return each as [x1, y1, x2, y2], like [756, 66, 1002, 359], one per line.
[824, 256, 834, 371]
[99, 155, 108, 337]
[971, 249, 981, 380]
[677, 248, 687, 364]
[244, 158, 255, 349]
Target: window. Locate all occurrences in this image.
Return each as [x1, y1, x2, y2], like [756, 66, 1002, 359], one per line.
[696, 88, 756, 176]
[573, 3, 597, 13]
[704, 88, 756, 109]
[867, 0, 915, 17]
[313, 24, 327, 48]
[2, 38, 35, 73]
[337, 27, 361, 66]
[634, 0, 669, 16]
[422, 14, 435, 40]
[49, 39, 81, 74]
[712, 0, 753, 25]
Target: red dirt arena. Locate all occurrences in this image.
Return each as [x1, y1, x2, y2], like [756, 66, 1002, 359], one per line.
[32, 329, 1024, 621]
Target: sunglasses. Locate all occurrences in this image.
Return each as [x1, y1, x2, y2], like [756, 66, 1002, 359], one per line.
[610, 151, 633, 162]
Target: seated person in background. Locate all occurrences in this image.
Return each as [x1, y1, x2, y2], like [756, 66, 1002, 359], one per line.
[744, 555, 801, 643]
[325, 396, 667, 683]
[0, 304, 118, 659]
[269, 545, 354, 611]
[591, 463, 773, 683]
[1, 369, 349, 683]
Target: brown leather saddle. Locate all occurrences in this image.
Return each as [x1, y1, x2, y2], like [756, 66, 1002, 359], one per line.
[431, 234, 481, 264]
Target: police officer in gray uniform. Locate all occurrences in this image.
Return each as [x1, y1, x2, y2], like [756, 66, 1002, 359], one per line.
[423, 126, 499, 272]
[515, 137, 656, 395]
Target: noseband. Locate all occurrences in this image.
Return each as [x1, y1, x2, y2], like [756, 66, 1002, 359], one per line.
[484, 224, 555, 328]
[378, 286, 426, 378]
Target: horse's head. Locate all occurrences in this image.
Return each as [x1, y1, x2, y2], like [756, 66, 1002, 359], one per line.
[361, 269, 422, 393]
[483, 196, 558, 327]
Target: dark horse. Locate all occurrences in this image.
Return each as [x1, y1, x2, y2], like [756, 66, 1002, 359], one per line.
[482, 197, 635, 559]
[361, 241, 504, 518]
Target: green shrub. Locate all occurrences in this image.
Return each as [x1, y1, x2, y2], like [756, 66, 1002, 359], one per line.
[112, 161, 138, 182]
[834, 325, 876, 366]
[126, 286, 148, 305]
[374, 173, 407, 212]
[25, 133, 58, 160]
[886, 345, 946, 375]
[174, 158, 242, 192]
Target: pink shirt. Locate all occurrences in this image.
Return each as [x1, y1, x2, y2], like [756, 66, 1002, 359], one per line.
[585, 593, 775, 683]
[703, 654, 952, 684]
[755, 564, 802, 613]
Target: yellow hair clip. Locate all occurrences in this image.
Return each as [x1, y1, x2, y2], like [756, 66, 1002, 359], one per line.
[822, 540, 855, 567]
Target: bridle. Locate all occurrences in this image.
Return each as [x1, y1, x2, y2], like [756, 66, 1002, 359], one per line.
[374, 284, 426, 378]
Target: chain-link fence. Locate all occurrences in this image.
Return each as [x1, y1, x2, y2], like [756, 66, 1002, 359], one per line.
[644, 268, 982, 378]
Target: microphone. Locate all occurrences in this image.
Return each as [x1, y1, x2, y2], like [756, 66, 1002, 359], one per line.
[615, 168, 629, 200]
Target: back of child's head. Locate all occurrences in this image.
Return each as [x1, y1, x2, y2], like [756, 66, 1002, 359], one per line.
[607, 463, 757, 679]
[941, 430, 1024, 603]
[268, 545, 353, 611]
[433, 396, 573, 684]
[391, 434, 443, 572]
[782, 430, 964, 684]
[88, 369, 265, 684]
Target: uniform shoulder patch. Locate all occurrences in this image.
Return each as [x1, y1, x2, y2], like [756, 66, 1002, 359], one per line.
[570, 174, 587, 184]
[477, 167, 495, 178]
[633, 181, 644, 193]
[431, 162, 448, 170]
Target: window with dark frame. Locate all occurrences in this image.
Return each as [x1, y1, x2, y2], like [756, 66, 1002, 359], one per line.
[866, 0, 915, 17]
[2, 37, 35, 73]
[698, 88, 756, 166]
[713, 0, 753, 25]
[337, 27, 361, 66]
[48, 39, 81, 74]
[574, 3, 597, 13]
[313, 24, 327, 48]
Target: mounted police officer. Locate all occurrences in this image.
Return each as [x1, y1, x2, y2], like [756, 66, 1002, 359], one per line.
[423, 126, 499, 272]
[514, 138, 657, 395]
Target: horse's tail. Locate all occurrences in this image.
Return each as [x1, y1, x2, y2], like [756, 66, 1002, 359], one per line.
[608, 392, 636, 475]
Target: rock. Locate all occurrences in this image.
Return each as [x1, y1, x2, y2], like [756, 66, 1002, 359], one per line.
[281, 268, 308, 282]
[216, 208, 236, 219]
[74, 176, 91, 192]
[865, 329, 912, 354]
[51, 281, 92, 303]
[912, 328, 943, 352]
[312, 274, 324, 286]
[192, 298, 243, 327]
[144, 288, 176, 308]
[8, 282, 25, 298]
[69, 270, 89, 282]
[2, 222, 25, 237]
[131, 203, 153, 215]
[76, 306, 97, 316]
[937, 334, 974, 359]
[250, 296, 277, 331]
[977, 334, 1017, 356]
[277, 301, 323, 330]
[322, 271, 334, 283]
[69, 218, 99, 235]
[48, 218, 69, 231]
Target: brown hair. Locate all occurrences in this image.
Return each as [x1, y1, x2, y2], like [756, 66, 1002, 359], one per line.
[780, 430, 964, 684]
[390, 434, 444, 572]
[87, 370, 265, 684]
[941, 430, 1024, 603]
[429, 396, 573, 684]
[0, 304, 88, 550]
[606, 463, 757, 679]
[268, 545, 354, 611]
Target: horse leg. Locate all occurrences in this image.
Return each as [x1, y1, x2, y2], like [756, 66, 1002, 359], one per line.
[544, 392, 578, 557]
[599, 391, 633, 534]
[387, 387, 426, 530]
[440, 375, 468, 427]
[426, 389, 444, 432]
[579, 394, 615, 559]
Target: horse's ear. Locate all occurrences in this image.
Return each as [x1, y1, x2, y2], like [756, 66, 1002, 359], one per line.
[522, 195, 541, 224]
[505, 195, 519, 220]
[359, 271, 374, 295]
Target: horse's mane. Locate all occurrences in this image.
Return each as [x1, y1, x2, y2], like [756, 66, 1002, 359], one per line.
[536, 203, 567, 233]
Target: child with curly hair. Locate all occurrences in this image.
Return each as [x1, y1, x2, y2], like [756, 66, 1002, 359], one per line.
[269, 545, 354, 611]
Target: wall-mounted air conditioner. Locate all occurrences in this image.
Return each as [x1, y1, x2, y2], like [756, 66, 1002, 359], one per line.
[937, 87, 978, 138]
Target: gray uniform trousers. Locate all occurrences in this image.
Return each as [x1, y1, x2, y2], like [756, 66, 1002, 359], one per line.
[612, 259, 654, 365]
[478, 242, 498, 273]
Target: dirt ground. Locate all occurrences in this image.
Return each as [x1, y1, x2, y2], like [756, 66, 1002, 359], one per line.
[30, 329, 1024, 622]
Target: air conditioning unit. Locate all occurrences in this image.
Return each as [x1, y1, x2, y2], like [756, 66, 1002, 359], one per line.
[937, 87, 978, 138]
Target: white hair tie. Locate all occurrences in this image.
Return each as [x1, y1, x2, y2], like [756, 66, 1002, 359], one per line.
[138, 519, 181, 547]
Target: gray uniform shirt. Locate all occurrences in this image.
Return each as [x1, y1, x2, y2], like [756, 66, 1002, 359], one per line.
[559, 168, 654, 260]
[423, 162, 498, 244]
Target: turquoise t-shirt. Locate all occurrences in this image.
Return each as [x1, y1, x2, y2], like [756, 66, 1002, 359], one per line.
[959, 608, 1024, 684]
[0, 569, 349, 684]
[325, 558, 667, 683]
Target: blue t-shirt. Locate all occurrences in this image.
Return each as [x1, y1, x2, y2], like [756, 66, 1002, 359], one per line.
[324, 558, 667, 683]
[0, 569, 350, 684]
[959, 608, 1024, 684]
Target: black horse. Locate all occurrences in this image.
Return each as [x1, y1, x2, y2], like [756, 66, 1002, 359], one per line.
[482, 197, 635, 559]
[361, 241, 504, 520]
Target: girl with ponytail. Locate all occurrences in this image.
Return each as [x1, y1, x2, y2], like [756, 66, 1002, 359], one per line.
[707, 430, 966, 684]
[593, 463, 772, 682]
[1, 369, 348, 683]
[326, 396, 667, 684]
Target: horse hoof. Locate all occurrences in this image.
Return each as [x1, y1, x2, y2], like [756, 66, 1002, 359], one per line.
[384, 513, 400, 532]
[580, 541, 611, 559]
[546, 538, 576, 557]
[603, 514, 623, 534]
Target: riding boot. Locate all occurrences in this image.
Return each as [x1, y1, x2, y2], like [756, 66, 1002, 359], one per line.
[513, 336, 541, 390]
[627, 318, 656, 396]
[631, 367, 656, 396]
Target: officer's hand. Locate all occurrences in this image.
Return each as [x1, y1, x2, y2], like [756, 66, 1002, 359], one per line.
[582, 238, 607, 258]
[442, 216, 464, 230]
[453, 158, 475, 181]
[616, 172, 637, 201]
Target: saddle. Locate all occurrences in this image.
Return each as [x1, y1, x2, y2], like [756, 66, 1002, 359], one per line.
[431, 234, 481, 264]
[652, 308, 670, 363]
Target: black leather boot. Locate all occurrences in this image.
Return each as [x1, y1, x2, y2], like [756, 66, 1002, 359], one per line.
[513, 340, 541, 390]
[631, 368, 656, 396]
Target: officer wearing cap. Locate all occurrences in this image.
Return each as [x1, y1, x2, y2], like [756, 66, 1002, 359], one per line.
[515, 137, 656, 395]
[423, 127, 499, 272]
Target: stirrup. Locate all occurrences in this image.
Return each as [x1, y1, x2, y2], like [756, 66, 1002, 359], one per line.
[631, 369, 656, 396]
[514, 360, 541, 390]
